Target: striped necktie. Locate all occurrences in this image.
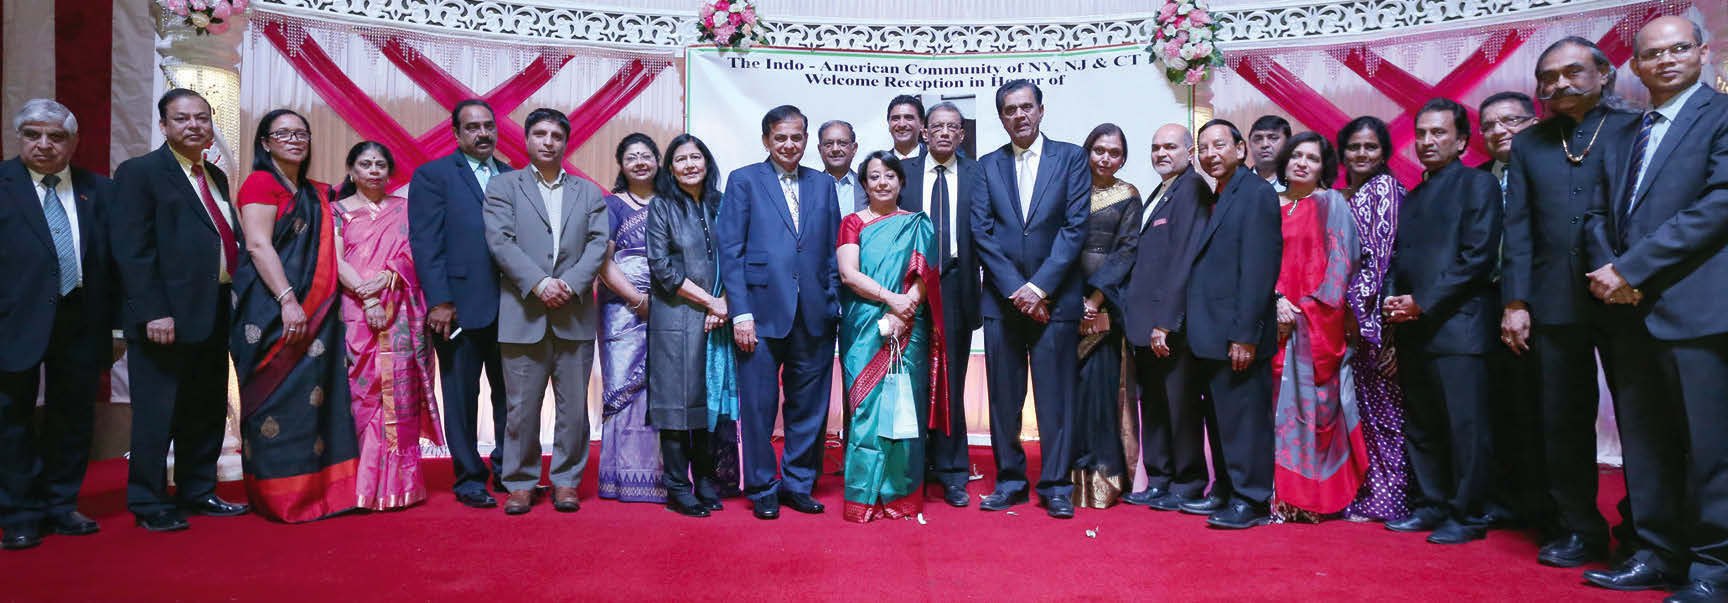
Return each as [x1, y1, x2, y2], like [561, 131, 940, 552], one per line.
[39, 174, 79, 295]
[1622, 112, 1658, 217]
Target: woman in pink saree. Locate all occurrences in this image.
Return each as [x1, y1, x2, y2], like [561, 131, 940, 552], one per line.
[333, 141, 442, 511]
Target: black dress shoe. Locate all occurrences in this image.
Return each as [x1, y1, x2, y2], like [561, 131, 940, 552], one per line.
[752, 500, 780, 520]
[1148, 492, 1189, 512]
[1664, 580, 1727, 603]
[134, 511, 189, 532]
[1042, 495, 1075, 519]
[454, 489, 498, 509]
[1206, 500, 1271, 529]
[779, 492, 826, 514]
[45, 511, 99, 536]
[979, 490, 1029, 512]
[1385, 509, 1445, 533]
[1178, 495, 1226, 515]
[696, 496, 724, 512]
[1538, 533, 1606, 568]
[1583, 558, 1683, 592]
[1122, 487, 1167, 507]
[181, 495, 249, 517]
[2, 524, 42, 550]
[1426, 520, 1486, 544]
[666, 494, 712, 518]
[942, 485, 969, 508]
[491, 474, 508, 494]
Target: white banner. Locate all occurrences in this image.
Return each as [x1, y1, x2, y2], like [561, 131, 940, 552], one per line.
[686, 43, 1193, 190]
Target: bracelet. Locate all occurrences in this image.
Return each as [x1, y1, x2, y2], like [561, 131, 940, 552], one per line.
[275, 288, 295, 303]
[362, 298, 381, 309]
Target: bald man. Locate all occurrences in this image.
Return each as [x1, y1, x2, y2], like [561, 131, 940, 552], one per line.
[1579, 17, 1727, 600]
[1092, 124, 1229, 512]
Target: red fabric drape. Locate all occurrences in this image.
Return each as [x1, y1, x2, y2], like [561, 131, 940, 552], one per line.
[56, 0, 113, 175]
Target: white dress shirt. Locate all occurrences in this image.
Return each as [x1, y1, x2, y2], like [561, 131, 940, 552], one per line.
[923, 154, 960, 252]
[171, 148, 236, 283]
[1010, 134, 1047, 298]
[1263, 171, 1287, 193]
[1140, 175, 1176, 231]
[894, 145, 921, 161]
[1628, 81, 1705, 215]
[29, 166, 81, 271]
[532, 169, 567, 296]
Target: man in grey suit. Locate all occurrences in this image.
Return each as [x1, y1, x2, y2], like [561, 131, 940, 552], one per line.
[482, 108, 611, 515]
[818, 119, 867, 214]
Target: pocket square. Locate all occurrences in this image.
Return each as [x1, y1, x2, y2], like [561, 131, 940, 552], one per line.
[1153, 218, 1167, 227]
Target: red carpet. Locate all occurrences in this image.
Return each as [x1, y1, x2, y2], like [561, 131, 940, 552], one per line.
[8, 445, 1644, 601]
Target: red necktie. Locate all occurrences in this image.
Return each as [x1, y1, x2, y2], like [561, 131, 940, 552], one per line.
[190, 163, 238, 275]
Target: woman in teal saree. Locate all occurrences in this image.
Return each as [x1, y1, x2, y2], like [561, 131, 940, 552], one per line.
[836, 151, 951, 523]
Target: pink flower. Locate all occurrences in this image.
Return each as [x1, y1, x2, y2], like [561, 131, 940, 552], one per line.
[207, 20, 230, 34]
[231, 0, 248, 11]
[700, 3, 715, 23]
[1158, 2, 1178, 20]
[714, 22, 737, 42]
[1176, 31, 1188, 45]
[190, 0, 206, 10]
[211, 0, 231, 19]
[728, 11, 741, 25]
[1163, 41, 1182, 58]
[1189, 9, 1210, 25]
[742, 6, 756, 24]
[714, 0, 729, 12]
[164, 0, 189, 15]
[1185, 68, 1204, 85]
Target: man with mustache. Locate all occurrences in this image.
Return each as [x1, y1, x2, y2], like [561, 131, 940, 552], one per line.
[970, 79, 1090, 518]
[716, 104, 843, 520]
[898, 102, 981, 507]
[817, 120, 867, 213]
[1091, 123, 1230, 512]
[1500, 37, 1660, 572]
[886, 95, 926, 161]
[1579, 17, 1727, 601]
[1383, 98, 1503, 545]
[408, 99, 515, 509]
[1248, 115, 1290, 192]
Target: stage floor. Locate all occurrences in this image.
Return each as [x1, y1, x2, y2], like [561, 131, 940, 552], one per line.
[9, 444, 1640, 601]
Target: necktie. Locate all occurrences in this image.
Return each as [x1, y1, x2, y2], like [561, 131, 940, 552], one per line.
[933, 164, 951, 270]
[190, 163, 239, 276]
[1622, 112, 1658, 217]
[781, 174, 801, 234]
[475, 161, 491, 191]
[39, 174, 79, 295]
[1016, 150, 1034, 218]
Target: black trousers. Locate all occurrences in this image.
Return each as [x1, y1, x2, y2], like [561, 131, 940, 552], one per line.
[1489, 335, 1545, 527]
[659, 428, 717, 500]
[1130, 340, 1228, 498]
[1397, 345, 1493, 524]
[981, 315, 1077, 499]
[926, 283, 972, 490]
[1661, 333, 1728, 582]
[1190, 354, 1271, 504]
[432, 323, 508, 495]
[0, 291, 99, 528]
[126, 291, 231, 517]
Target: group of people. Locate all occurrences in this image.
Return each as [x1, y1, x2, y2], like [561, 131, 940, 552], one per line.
[1, 14, 1725, 601]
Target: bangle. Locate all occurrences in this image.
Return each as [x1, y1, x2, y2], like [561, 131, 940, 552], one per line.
[362, 298, 381, 309]
[275, 288, 295, 303]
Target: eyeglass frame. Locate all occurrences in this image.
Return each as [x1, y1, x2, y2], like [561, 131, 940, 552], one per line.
[1480, 114, 1535, 133]
[1636, 41, 1698, 63]
[268, 129, 312, 143]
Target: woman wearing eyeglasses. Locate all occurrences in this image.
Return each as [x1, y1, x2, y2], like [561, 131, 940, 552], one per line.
[230, 109, 359, 523]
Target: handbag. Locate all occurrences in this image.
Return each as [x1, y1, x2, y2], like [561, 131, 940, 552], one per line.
[876, 341, 921, 440]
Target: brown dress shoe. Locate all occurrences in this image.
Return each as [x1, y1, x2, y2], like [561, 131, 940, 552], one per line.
[504, 490, 535, 515]
[552, 487, 580, 513]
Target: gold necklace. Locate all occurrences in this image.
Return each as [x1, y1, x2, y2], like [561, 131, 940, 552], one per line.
[1561, 114, 1607, 164]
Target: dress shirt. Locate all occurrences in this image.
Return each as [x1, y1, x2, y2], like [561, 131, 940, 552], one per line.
[1263, 171, 1287, 193]
[531, 168, 567, 296]
[1628, 81, 1705, 215]
[832, 170, 858, 217]
[29, 166, 81, 271]
[464, 152, 500, 191]
[1490, 160, 1508, 197]
[923, 154, 960, 252]
[1140, 174, 1176, 231]
[894, 146, 920, 161]
[171, 148, 236, 283]
[1011, 134, 1047, 299]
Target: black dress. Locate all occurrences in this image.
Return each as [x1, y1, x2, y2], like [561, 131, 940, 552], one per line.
[1071, 180, 1139, 508]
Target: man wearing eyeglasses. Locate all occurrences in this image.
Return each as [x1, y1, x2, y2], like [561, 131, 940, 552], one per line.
[1498, 36, 1652, 573]
[1580, 17, 1727, 602]
[816, 120, 867, 214]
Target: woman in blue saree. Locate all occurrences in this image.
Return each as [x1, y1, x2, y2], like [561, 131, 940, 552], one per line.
[835, 151, 950, 523]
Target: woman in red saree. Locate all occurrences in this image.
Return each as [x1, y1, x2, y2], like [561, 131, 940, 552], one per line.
[331, 142, 442, 511]
[1268, 132, 1367, 521]
[230, 109, 358, 522]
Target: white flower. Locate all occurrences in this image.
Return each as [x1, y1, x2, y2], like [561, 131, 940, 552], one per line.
[730, 1, 744, 13]
[1166, 57, 1189, 71]
[1179, 3, 1193, 13]
[1194, 27, 1211, 41]
[1163, 24, 1177, 37]
[1196, 41, 1213, 56]
[738, 37, 753, 49]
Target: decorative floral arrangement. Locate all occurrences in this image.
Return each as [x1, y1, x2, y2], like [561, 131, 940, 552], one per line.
[1147, 0, 1222, 86]
[161, 0, 248, 36]
[697, 0, 766, 50]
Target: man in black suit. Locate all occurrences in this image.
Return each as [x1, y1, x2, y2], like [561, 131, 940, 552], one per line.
[408, 99, 515, 509]
[0, 100, 112, 549]
[1179, 119, 1281, 529]
[1091, 123, 1229, 512]
[969, 80, 1089, 519]
[1500, 38, 1655, 569]
[1579, 17, 1726, 600]
[1382, 98, 1503, 545]
[112, 89, 251, 532]
[899, 102, 980, 507]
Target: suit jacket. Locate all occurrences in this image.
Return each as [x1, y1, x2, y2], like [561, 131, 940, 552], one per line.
[408, 151, 515, 330]
[1502, 105, 1638, 326]
[900, 152, 982, 332]
[110, 143, 236, 343]
[1092, 168, 1214, 347]
[0, 159, 115, 371]
[1388, 159, 1503, 355]
[482, 169, 610, 345]
[1583, 85, 1728, 340]
[1183, 165, 1281, 360]
[715, 159, 842, 339]
[969, 135, 1090, 321]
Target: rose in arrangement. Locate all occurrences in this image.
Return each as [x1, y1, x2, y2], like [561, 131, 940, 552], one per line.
[162, 0, 246, 35]
[697, 0, 766, 51]
[1147, 0, 1223, 86]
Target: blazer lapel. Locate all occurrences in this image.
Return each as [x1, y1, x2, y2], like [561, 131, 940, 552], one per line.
[4, 162, 56, 252]
[1196, 167, 1244, 248]
[518, 172, 551, 228]
[155, 146, 217, 236]
[71, 170, 98, 259]
[455, 153, 486, 202]
[557, 178, 580, 250]
[1025, 137, 1058, 221]
[796, 169, 817, 240]
[1630, 89, 1716, 215]
[903, 162, 924, 212]
[994, 150, 1025, 228]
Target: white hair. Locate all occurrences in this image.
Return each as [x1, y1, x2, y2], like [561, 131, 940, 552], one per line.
[13, 98, 78, 135]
